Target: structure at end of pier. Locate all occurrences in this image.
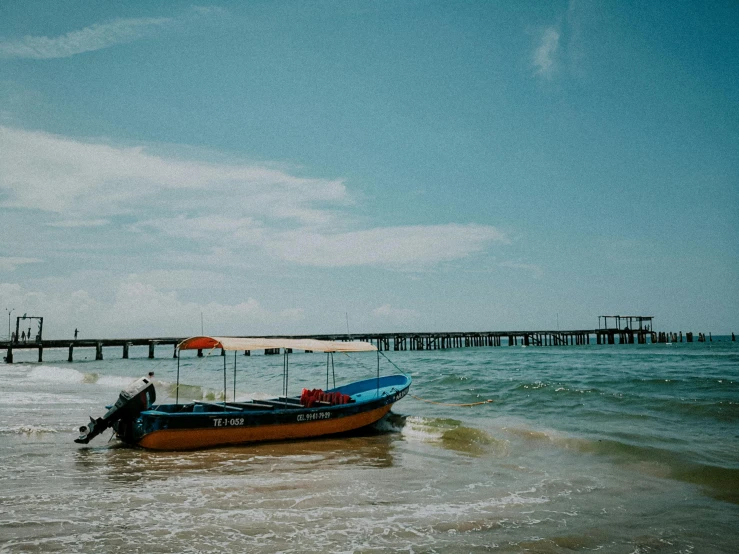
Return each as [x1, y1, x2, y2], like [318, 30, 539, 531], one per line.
[596, 315, 654, 345]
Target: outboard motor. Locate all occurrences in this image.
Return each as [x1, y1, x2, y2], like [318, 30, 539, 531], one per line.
[75, 377, 156, 444]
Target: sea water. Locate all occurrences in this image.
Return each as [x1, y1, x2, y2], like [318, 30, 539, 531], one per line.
[0, 340, 737, 553]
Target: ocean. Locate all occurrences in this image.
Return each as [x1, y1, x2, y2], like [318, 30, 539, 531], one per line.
[1, 339, 737, 553]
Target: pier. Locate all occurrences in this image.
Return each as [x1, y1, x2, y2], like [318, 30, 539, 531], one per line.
[1, 322, 731, 363]
[1, 337, 182, 364]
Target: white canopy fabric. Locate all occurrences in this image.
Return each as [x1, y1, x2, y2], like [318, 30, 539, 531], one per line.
[177, 336, 377, 353]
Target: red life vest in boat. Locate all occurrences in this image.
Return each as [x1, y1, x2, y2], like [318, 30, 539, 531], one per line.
[300, 388, 351, 407]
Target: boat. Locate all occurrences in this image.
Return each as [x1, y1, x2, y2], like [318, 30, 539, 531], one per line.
[75, 336, 411, 450]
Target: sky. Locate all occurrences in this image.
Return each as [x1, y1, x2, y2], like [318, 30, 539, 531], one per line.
[0, 1, 737, 340]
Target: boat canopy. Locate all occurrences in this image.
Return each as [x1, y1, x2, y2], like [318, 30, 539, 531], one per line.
[177, 336, 377, 353]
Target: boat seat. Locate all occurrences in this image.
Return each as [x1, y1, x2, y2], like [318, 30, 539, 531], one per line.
[277, 397, 303, 405]
[224, 402, 274, 410]
[192, 402, 228, 412]
[258, 399, 302, 408]
[192, 401, 275, 412]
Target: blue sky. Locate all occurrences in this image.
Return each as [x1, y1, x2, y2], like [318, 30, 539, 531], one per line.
[0, 1, 737, 339]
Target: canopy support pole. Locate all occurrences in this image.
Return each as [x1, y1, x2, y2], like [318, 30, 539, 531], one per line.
[326, 353, 336, 389]
[233, 350, 237, 402]
[282, 350, 289, 397]
[176, 352, 180, 405]
[376, 348, 380, 396]
[223, 351, 227, 406]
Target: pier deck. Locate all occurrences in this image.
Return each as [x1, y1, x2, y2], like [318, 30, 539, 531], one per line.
[1, 328, 715, 363]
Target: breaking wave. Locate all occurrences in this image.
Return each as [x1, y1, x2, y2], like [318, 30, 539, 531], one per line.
[0, 425, 60, 435]
[380, 414, 506, 456]
[25, 366, 132, 389]
[503, 425, 739, 504]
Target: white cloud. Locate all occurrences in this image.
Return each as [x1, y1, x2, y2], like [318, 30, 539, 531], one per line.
[0, 126, 510, 270]
[266, 224, 508, 267]
[124, 270, 229, 291]
[109, 282, 307, 336]
[0, 284, 102, 339]
[372, 304, 419, 324]
[137, 215, 264, 242]
[0, 279, 306, 339]
[499, 260, 544, 279]
[0, 17, 172, 59]
[189, 6, 229, 17]
[111, 282, 199, 328]
[0, 282, 23, 297]
[533, 26, 560, 78]
[0, 257, 42, 272]
[138, 218, 507, 268]
[129, 194, 509, 270]
[565, 0, 586, 72]
[47, 219, 109, 228]
[0, 126, 348, 221]
[532, 1, 590, 79]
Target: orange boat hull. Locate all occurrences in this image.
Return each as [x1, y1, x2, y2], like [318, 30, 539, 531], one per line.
[138, 404, 392, 450]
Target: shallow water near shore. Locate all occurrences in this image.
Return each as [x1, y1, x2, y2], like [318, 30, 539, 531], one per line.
[1, 340, 737, 552]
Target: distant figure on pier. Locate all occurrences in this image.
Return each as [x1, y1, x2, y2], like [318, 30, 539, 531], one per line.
[21, 331, 25, 342]
[74, 328, 79, 340]
[11, 332, 15, 343]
